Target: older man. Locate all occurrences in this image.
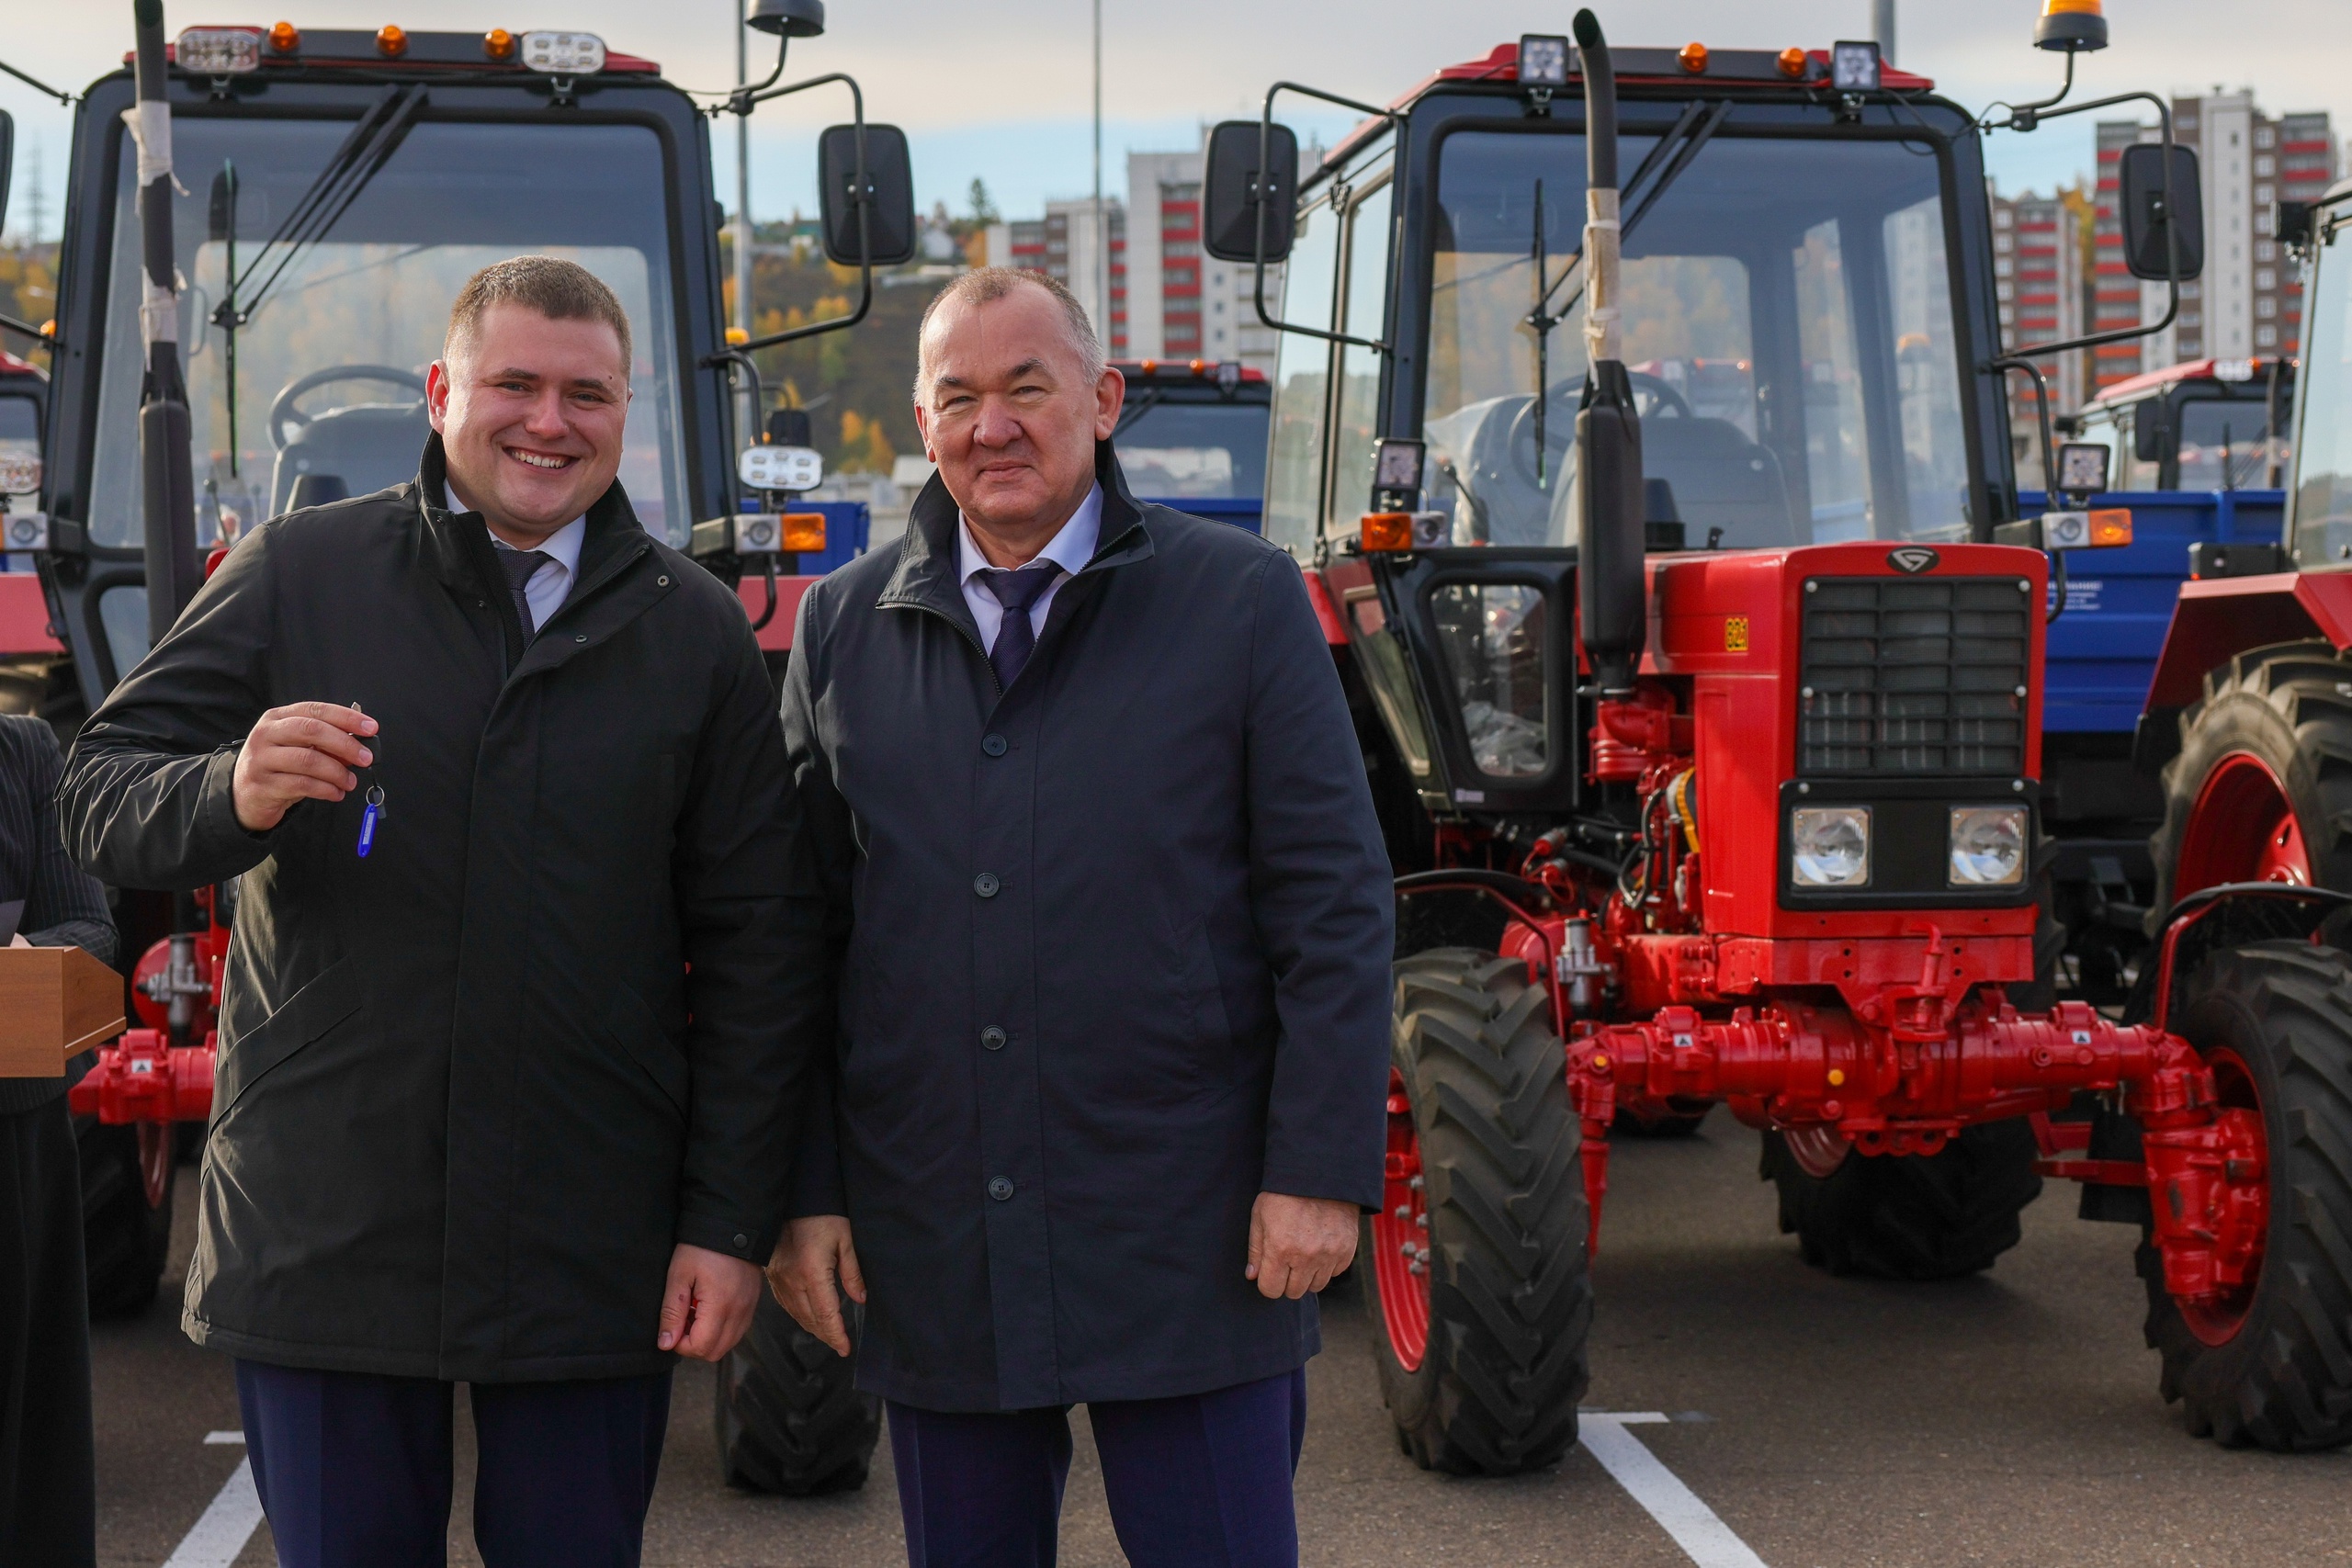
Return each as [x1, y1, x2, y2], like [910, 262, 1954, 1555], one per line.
[771, 268, 1392, 1565]
[60, 257, 826, 1568]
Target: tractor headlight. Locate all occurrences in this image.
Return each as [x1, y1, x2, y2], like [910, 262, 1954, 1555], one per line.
[1949, 806, 2029, 886]
[1791, 806, 1871, 887]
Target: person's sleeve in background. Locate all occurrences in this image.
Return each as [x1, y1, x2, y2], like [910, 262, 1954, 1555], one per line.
[779, 586, 854, 1220]
[668, 598, 836, 1265]
[1242, 552, 1395, 1211]
[15, 719, 118, 969]
[57, 526, 281, 893]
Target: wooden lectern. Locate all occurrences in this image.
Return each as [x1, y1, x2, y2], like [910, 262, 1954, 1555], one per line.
[0, 944, 126, 1077]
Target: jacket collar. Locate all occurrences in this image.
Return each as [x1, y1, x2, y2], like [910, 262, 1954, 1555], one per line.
[877, 440, 1156, 632]
[413, 432, 650, 600]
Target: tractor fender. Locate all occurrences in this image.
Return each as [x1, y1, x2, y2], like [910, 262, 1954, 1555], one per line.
[2135, 570, 2352, 772]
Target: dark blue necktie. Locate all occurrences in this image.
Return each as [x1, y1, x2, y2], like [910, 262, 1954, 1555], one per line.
[977, 563, 1061, 690]
[496, 547, 554, 638]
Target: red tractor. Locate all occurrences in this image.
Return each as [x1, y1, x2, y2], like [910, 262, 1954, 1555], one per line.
[1204, 6, 2352, 1467]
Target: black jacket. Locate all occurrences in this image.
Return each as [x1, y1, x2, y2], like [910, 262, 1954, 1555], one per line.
[0, 715, 118, 1115]
[784, 448, 1393, 1411]
[59, 437, 829, 1382]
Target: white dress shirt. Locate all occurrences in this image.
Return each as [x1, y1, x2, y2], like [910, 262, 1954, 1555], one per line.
[956, 483, 1102, 650]
[448, 479, 584, 633]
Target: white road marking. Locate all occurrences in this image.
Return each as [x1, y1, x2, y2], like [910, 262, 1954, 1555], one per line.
[202, 1430, 244, 1445]
[161, 1454, 267, 1568]
[1581, 1412, 1769, 1568]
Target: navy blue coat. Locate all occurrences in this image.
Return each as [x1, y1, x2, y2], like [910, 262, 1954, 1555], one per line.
[783, 446, 1393, 1411]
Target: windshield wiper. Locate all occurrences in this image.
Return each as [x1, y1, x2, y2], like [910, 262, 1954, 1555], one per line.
[1520, 100, 1732, 487]
[206, 85, 428, 489]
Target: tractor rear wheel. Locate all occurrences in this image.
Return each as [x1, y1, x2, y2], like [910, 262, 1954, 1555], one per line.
[713, 1293, 880, 1495]
[1366, 948, 1590, 1475]
[79, 1118, 175, 1318]
[2139, 940, 2352, 1450]
[1762, 1120, 2041, 1280]
[2151, 641, 2352, 919]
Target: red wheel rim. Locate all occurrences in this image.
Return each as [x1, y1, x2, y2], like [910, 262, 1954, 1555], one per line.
[1783, 1124, 1852, 1179]
[137, 1122, 170, 1212]
[2180, 1046, 2267, 1347]
[1372, 1067, 1432, 1372]
[2176, 751, 2312, 896]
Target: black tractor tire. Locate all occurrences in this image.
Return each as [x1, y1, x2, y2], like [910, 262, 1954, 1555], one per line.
[1762, 1119, 2041, 1280]
[78, 1119, 175, 1319]
[2150, 640, 2352, 924]
[1368, 949, 1591, 1475]
[713, 1292, 880, 1495]
[2138, 941, 2352, 1450]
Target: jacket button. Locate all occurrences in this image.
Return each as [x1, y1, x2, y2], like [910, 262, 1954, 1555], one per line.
[574, 633, 588, 643]
[658, 575, 671, 586]
[980, 1025, 1006, 1050]
[981, 733, 1008, 757]
[973, 872, 1000, 897]
[988, 1176, 1014, 1201]
[732, 1233, 749, 1248]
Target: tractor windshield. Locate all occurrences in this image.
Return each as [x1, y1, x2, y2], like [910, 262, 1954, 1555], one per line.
[2292, 231, 2352, 563]
[1421, 129, 1970, 550]
[86, 113, 690, 572]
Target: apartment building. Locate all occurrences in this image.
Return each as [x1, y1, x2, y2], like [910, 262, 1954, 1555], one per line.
[1989, 185, 2088, 449]
[1123, 144, 1283, 375]
[987, 199, 1128, 356]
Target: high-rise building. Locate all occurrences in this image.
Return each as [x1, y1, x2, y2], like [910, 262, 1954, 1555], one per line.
[989, 201, 1128, 356]
[2093, 93, 2336, 389]
[1990, 184, 2088, 461]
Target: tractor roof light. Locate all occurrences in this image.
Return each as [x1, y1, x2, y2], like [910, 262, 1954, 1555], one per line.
[375, 24, 408, 59]
[177, 27, 264, 73]
[1678, 41, 1709, 75]
[2035, 0, 2109, 53]
[522, 30, 606, 74]
[483, 28, 517, 62]
[1517, 34, 1570, 90]
[1829, 39, 1881, 93]
[267, 20, 300, 54]
[1776, 46, 1807, 80]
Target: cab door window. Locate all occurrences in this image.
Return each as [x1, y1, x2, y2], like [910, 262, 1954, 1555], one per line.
[1261, 193, 1341, 556]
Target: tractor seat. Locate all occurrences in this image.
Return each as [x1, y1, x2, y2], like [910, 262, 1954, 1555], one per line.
[269, 401, 431, 518]
[1637, 417, 1793, 549]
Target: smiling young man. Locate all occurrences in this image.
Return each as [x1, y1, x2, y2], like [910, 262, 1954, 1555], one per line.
[771, 269, 1393, 1566]
[58, 257, 830, 1568]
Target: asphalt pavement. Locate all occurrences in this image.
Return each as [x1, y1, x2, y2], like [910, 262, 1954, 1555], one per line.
[96, 1111, 2352, 1567]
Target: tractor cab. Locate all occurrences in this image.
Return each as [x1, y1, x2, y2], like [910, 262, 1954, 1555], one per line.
[2072, 355, 2294, 492]
[1107, 357, 1270, 530]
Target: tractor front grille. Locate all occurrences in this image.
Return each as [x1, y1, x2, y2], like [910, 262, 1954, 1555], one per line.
[1796, 575, 2031, 776]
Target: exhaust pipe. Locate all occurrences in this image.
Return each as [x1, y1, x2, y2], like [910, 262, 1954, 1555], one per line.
[1571, 8, 1645, 694]
[132, 0, 199, 652]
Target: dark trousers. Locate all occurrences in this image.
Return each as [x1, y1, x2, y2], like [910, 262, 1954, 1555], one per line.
[0, 1098, 96, 1568]
[888, 1368, 1307, 1568]
[234, 1359, 673, 1568]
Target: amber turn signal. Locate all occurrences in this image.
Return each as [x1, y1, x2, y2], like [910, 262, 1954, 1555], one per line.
[2087, 508, 2132, 547]
[1361, 513, 1413, 553]
[376, 24, 408, 58]
[268, 20, 300, 52]
[781, 513, 828, 554]
[1679, 41, 1708, 74]
[1777, 46, 1807, 79]
[483, 28, 517, 60]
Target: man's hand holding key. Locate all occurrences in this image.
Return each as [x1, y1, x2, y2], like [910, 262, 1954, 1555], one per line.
[232, 702, 379, 831]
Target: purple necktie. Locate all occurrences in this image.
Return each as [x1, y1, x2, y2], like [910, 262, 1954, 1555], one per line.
[496, 547, 553, 638]
[976, 563, 1061, 690]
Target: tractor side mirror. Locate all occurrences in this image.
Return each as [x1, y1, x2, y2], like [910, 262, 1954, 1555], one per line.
[818, 123, 918, 268]
[2120, 143, 2204, 281]
[0, 111, 13, 236]
[1203, 120, 1299, 265]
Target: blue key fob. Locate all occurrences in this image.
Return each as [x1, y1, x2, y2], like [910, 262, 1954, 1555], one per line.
[356, 785, 384, 857]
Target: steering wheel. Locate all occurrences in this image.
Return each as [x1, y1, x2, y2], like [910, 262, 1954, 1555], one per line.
[268, 366, 430, 451]
[1507, 370, 1693, 492]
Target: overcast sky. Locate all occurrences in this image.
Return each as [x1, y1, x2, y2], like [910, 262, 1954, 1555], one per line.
[3, 0, 2346, 240]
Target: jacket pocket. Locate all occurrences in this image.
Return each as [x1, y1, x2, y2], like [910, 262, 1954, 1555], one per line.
[211, 959, 367, 1123]
[593, 981, 689, 1125]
